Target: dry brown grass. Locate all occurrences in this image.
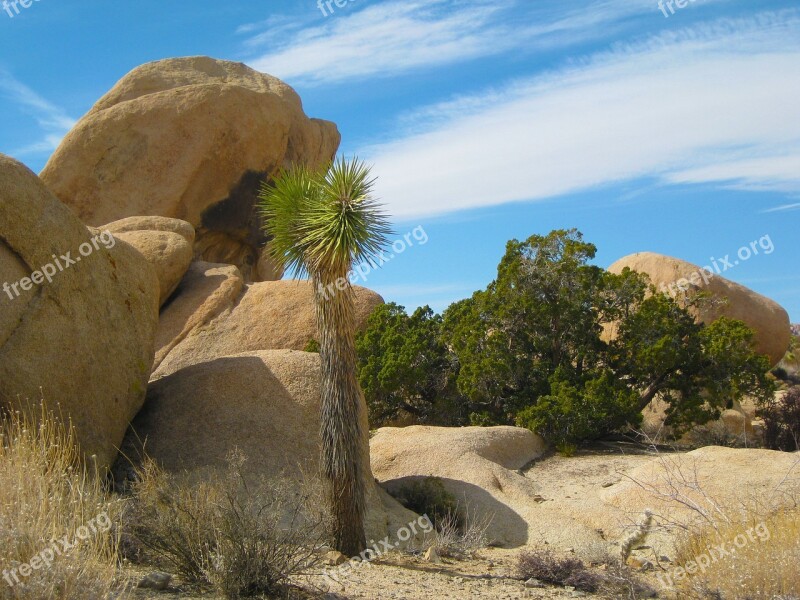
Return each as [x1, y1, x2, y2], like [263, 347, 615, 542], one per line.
[123, 450, 331, 599]
[673, 507, 800, 599]
[0, 405, 126, 600]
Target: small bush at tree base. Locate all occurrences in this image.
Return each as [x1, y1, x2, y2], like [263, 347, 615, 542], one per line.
[389, 477, 462, 530]
[124, 451, 331, 599]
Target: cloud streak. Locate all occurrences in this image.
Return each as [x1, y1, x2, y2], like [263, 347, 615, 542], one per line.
[244, 0, 661, 86]
[0, 71, 76, 157]
[359, 10, 800, 219]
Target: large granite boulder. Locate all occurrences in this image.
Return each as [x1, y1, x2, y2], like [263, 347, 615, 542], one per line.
[40, 56, 340, 281]
[370, 426, 547, 547]
[608, 252, 791, 366]
[105, 217, 195, 306]
[152, 279, 383, 379]
[0, 154, 159, 469]
[117, 350, 418, 542]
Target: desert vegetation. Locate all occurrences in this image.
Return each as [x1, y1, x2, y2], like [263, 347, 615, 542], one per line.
[123, 452, 330, 599]
[259, 157, 391, 556]
[672, 507, 800, 599]
[1, 407, 335, 600]
[759, 386, 800, 451]
[0, 406, 125, 600]
[388, 477, 491, 559]
[357, 229, 776, 451]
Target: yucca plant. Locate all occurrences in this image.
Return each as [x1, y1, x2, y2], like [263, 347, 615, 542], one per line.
[258, 157, 391, 555]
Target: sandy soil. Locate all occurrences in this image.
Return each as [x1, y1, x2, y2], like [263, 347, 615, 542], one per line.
[128, 446, 669, 600]
[129, 549, 620, 599]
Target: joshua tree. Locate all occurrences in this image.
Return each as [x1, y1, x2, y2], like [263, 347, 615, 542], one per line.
[258, 157, 391, 555]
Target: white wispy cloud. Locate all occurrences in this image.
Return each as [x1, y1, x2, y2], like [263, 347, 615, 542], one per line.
[360, 10, 800, 219]
[0, 71, 76, 157]
[761, 202, 800, 213]
[243, 0, 661, 85]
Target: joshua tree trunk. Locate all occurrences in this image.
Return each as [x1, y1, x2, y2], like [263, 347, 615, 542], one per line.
[314, 271, 367, 556]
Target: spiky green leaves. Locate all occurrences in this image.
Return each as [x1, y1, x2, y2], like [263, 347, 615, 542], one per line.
[258, 157, 392, 279]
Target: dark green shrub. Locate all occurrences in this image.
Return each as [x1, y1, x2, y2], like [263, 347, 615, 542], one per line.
[390, 477, 462, 530]
[516, 368, 641, 449]
[760, 387, 800, 451]
[356, 303, 466, 427]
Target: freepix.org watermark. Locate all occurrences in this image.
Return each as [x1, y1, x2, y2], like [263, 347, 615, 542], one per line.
[317, 225, 428, 300]
[2, 230, 116, 301]
[658, 234, 774, 298]
[658, 0, 700, 19]
[656, 522, 771, 589]
[3, 0, 42, 19]
[322, 514, 434, 586]
[2, 511, 112, 587]
[317, 0, 358, 18]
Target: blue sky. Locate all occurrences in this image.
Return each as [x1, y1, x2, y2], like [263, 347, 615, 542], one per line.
[1, 0, 799, 319]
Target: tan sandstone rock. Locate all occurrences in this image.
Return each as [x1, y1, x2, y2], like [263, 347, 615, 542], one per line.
[117, 349, 418, 542]
[608, 252, 791, 366]
[370, 426, 548, 547]
[105, 217, 195, 306]
[40, 56, 340, 281]
[369, 425, 799, 561]
[719, 408, 754, 438]
[152, 261, 245, 372]
[152, 279, 383, 379]
[600, 446, 800, 548]
[0, 154, 159, 469]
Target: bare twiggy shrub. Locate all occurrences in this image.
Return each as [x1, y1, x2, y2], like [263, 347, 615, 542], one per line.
[517, 550, 602, 592]
[0, 405, 126, 600]
[425, 505, 492, 559]
[517, 550, 656, 599]
[623, 431, 800, 599]
[124, 450, 331, 599]
[685, 421, 750, 449]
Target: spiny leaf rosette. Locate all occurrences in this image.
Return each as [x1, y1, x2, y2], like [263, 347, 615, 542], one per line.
[258, 157, 392, 555]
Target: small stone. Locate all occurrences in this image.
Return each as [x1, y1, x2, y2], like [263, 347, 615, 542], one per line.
[627, 557, 654, 571]
[324, 550, 348, 566]
[602, 480, 615, 488]
[138, 571, 171, 591]
[571, 592, 588, 598]
[524, 578, 545, 588]
[627, 557, 645, 569]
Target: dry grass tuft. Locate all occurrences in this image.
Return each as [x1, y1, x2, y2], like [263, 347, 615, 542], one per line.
[673, 507, 800, 599]
[123, 450, 331, 599]
[0, 405, 126, 600]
